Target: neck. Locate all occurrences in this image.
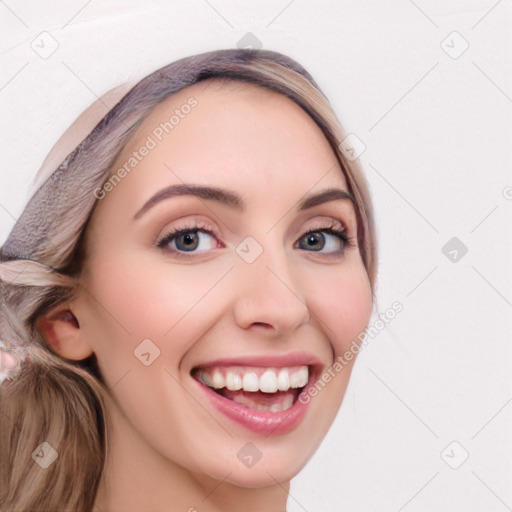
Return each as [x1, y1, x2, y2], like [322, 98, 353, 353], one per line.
[93, 394, 289, 512]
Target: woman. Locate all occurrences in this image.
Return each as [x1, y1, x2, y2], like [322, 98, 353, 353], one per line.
[0, 48, 377, 511]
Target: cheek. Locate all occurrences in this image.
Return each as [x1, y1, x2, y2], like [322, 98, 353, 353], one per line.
[82, 248, 372, 369]
[306, 259, 373, 358]
[80, 253, 233, 367]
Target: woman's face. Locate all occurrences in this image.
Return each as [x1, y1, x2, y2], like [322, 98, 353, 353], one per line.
[75, 79, 373, 486]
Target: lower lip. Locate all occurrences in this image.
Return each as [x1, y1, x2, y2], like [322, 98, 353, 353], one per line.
[194, 375, 314, 436]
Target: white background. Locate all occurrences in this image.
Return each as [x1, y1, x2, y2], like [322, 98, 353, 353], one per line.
[1, 1, 511, 510]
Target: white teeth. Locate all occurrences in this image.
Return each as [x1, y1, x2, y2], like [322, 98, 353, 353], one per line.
[233, 395, 293, 412]
[277, 369, 290, 391]
[225, 371, 242, 391]
[298, 367, 309, 387]
[197, 365, 310, 393]
[290, 367, 308, 388]
[232, 395, 249, 406]
[212, 370, 225, 389]
[283, 395, 294, 409]
[269, 397, 294, 411]
[259, 370, 279, 393]
[242, 372, 259, 392]
[232, 394, 295, 412]
[198, 371, 213, 387]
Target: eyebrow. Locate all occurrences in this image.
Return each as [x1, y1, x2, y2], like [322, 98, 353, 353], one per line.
[133, 184, 355, 220]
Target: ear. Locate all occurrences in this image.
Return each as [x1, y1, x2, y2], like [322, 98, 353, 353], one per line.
[35, 305, 93, 361]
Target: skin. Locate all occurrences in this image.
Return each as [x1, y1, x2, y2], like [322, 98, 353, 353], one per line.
[40, 79, 373, 511]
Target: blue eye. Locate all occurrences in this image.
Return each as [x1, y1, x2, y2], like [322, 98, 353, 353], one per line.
[157, 225, 353, 257]
[157, 228, 217, 253]
[296, 228, 350, 254]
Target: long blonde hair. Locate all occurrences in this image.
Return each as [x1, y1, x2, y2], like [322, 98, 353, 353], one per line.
[0, 48, 377, 511]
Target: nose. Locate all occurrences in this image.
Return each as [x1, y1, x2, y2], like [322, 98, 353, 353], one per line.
[231, 243, 311, 335]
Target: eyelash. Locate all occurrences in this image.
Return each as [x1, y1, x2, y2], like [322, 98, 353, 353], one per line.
[156, 219, 219, 254]
[156, 219, 356, 257]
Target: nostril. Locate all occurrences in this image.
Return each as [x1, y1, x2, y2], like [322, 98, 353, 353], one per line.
[251, 322, 273, 329]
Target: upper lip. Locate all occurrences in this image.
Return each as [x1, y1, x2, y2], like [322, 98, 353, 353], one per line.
[191, 351, 324, 372]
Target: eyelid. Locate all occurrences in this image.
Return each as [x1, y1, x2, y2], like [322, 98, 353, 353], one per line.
[155, 214, 355, 256]
[155, 216, 222, 248]
[297, 222, 352, 250]
[300, 217, 348, 235]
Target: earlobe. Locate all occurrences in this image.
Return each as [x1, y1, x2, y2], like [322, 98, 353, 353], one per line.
[35, 307, 94, 361]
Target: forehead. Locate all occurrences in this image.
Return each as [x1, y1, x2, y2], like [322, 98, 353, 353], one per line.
[103, 78, 349, 213]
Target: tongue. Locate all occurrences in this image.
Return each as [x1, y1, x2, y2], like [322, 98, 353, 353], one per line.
[220, 388, 297, 409]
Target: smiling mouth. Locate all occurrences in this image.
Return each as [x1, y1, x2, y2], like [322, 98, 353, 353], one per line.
[191, 365, 310, 412]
